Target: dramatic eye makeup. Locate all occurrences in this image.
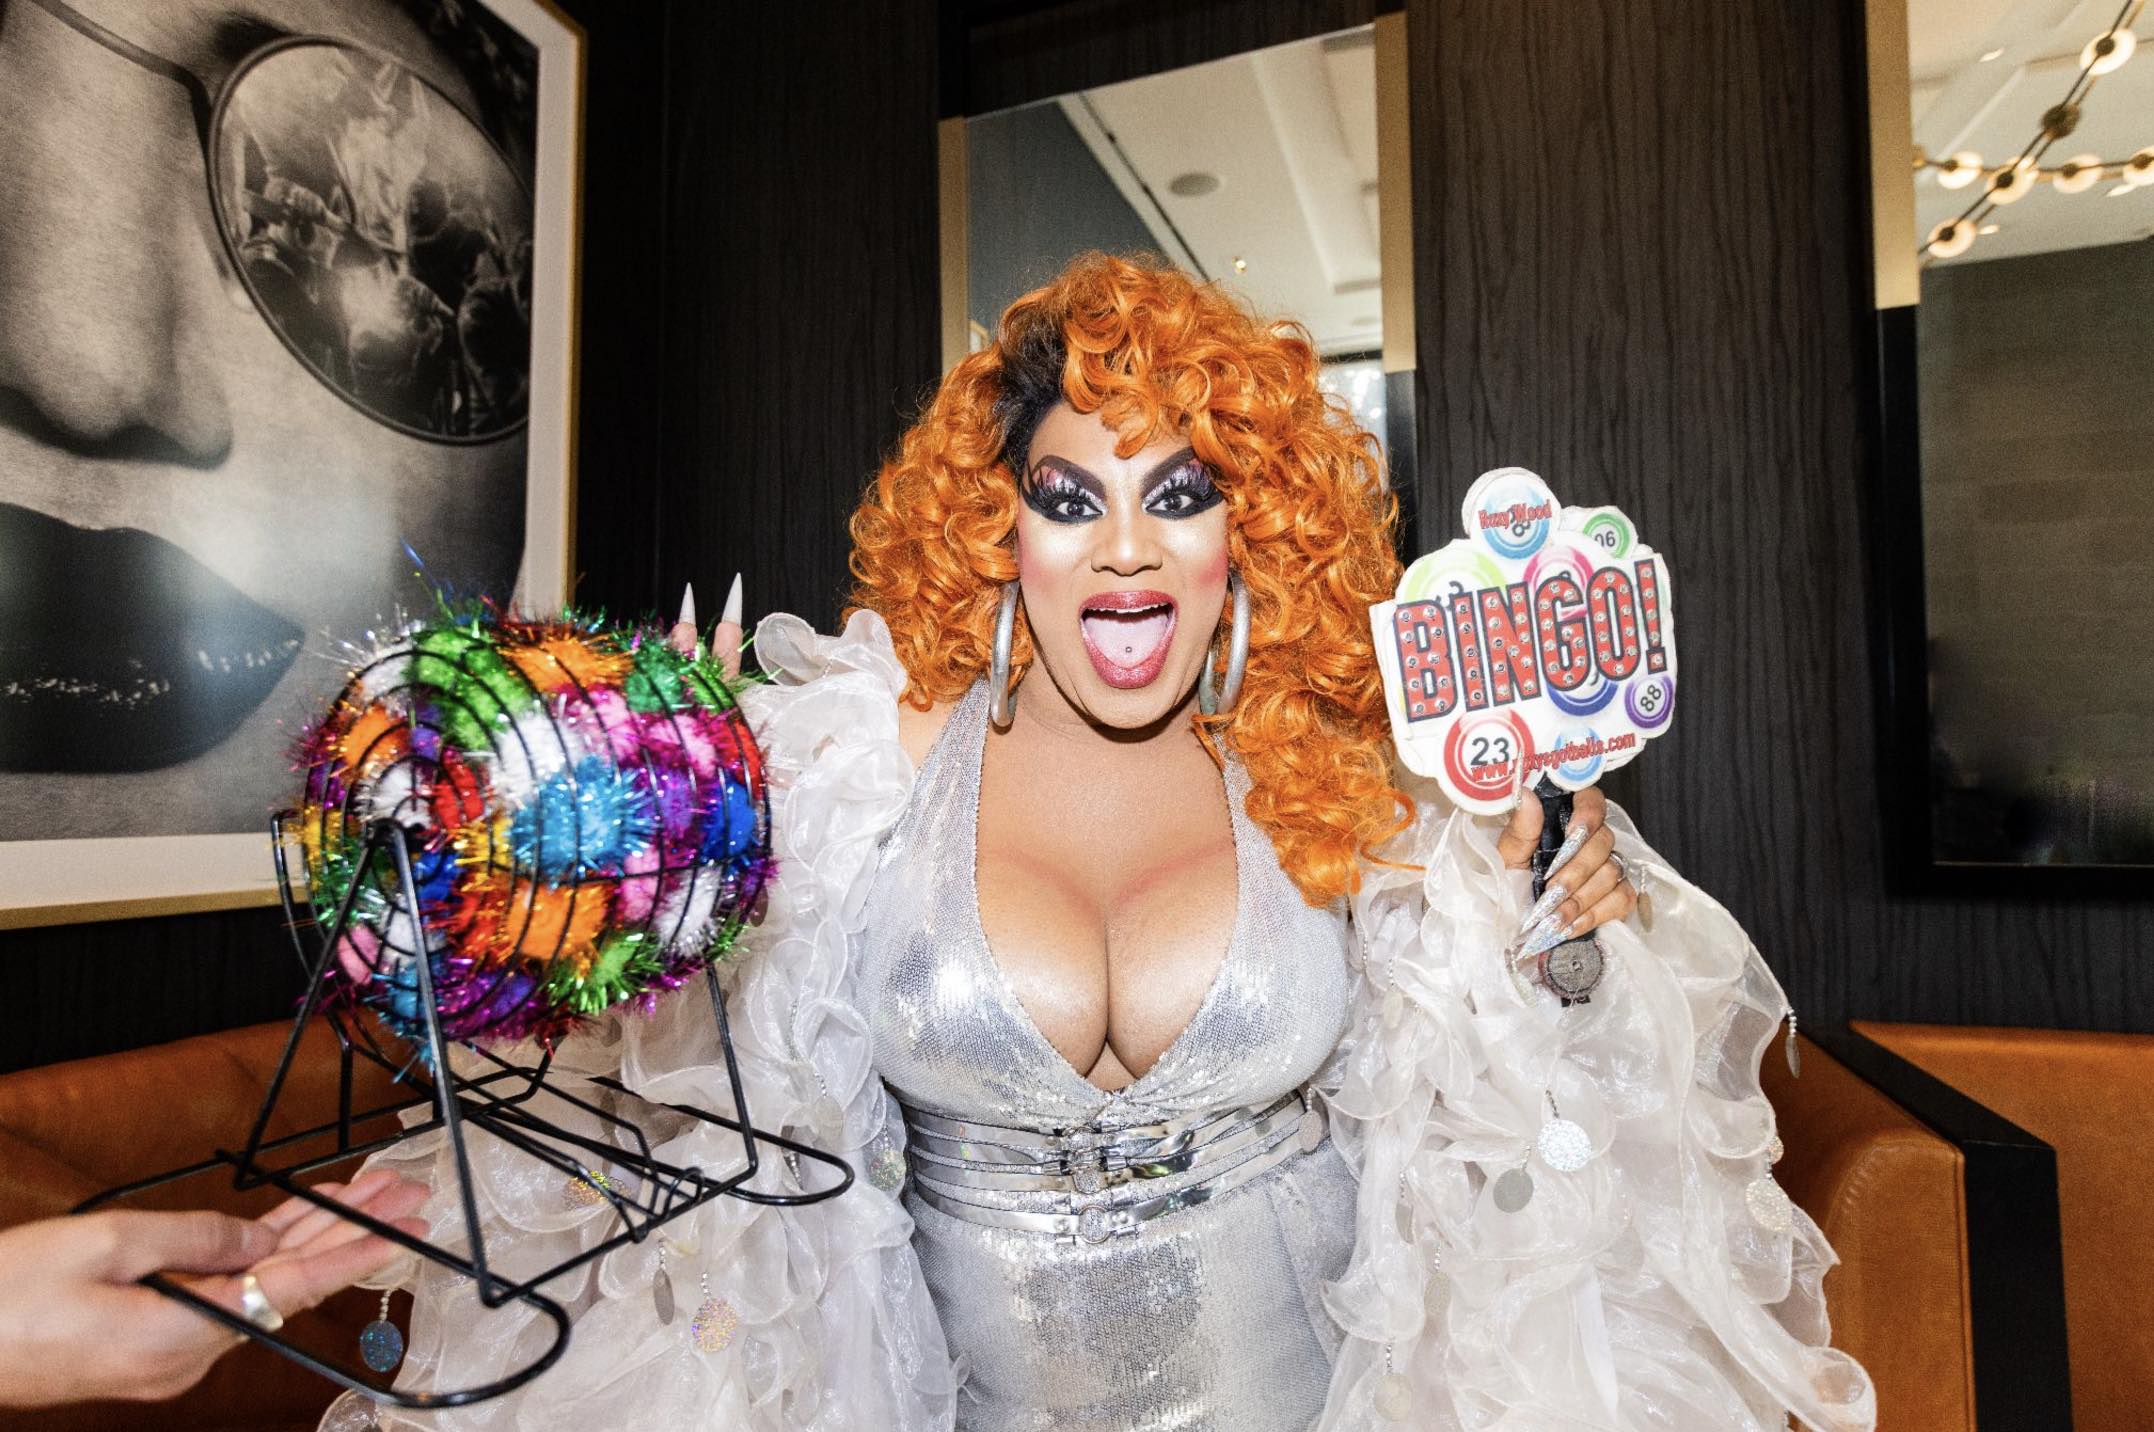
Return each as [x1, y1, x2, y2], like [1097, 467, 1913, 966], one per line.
[1021, 448, 1220, 524]
[1021, 461, 1106, 523]
[1141, 454, 1222, 518]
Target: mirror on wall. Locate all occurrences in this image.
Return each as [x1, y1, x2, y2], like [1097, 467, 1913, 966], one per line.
[1869, 0, 2154, 892]
[941, 17, 1417, 523]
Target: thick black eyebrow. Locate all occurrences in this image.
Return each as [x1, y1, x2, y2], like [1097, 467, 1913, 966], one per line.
[1025, 445, 1198, 496]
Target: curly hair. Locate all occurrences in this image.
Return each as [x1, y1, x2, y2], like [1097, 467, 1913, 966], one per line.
[846, 252, 1411, 905]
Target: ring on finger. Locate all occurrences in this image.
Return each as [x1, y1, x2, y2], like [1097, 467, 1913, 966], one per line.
[238, 1273, 285, 1333]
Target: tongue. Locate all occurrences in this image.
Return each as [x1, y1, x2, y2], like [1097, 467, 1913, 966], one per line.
[1082, 608, 1173, 669]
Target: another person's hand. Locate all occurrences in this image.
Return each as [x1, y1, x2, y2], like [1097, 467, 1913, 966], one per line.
[1495, 784, 1637, 949]
[0, 1170, 428, 1408]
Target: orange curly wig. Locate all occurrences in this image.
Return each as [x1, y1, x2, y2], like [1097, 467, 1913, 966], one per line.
[846, 252, 1410, 906]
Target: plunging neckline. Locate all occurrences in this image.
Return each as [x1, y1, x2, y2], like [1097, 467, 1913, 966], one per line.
[960, 684, 1249, 1103]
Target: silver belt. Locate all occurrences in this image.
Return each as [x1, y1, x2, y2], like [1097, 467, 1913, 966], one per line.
[898, 1086, 1329, 1245]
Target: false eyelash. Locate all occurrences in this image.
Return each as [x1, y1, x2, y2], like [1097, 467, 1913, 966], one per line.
[1023, 470, 1100, 521]
[1032, 471, 1087, 500]
[1145, 462, 1222, 512]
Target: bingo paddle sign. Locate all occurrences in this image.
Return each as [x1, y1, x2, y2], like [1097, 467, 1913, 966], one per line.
[1370, 468, 1678, 813]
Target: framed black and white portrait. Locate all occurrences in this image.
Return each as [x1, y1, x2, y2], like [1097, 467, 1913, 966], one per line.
[0, 0, 582, 924]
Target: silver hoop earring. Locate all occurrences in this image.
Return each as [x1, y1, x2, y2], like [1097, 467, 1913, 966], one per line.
[1197, 571, 1249, 717]
[989, 582, 1019, 729]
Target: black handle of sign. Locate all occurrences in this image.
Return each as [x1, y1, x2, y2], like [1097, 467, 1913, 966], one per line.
[1528, 777, 1571, 901]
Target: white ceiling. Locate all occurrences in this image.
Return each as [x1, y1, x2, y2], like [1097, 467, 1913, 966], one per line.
[1909, 0, 2154, 264]
[1064, 27, 1382, 355]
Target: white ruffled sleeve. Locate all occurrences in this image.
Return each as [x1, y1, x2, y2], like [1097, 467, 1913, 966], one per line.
[1316, 778, 1876, 1432]
[355, 610, 956, 1431]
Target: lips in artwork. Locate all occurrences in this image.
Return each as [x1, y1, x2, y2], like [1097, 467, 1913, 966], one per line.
[0, 501, 302, 772]
[1078, 587, 1179, 689]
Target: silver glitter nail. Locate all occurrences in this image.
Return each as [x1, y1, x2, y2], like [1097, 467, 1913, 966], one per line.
[1542, 822, 1593, 884]
[1515, 881, 1569, 940]
[1514, 912, 1570, 960]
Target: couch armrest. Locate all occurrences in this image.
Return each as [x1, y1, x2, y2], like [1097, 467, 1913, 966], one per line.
[1795, 1024, 2073, 1432]
[1858, 1021, 2148, 1432]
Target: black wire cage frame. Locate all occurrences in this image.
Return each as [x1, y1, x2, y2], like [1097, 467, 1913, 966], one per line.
[74, 811, 853, 1410]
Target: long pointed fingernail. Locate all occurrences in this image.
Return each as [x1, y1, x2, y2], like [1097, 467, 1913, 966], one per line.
[1514, 913, 1569, 959]
[677, 582, 697, 629]
[1518, 882, 1568, 937]
[720, 572, 743, 628]
[1543, 824, 1591, 883]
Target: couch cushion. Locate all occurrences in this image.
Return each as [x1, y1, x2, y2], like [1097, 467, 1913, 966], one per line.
[1857, 1020, 2152, 1432]
[1762, 1032, 1973, 1432]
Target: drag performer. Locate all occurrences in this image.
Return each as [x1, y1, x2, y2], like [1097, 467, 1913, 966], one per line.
[357, 254, 1874, 1430]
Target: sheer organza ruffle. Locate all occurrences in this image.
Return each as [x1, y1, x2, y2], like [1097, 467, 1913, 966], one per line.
[354, 611, 955, 1431]
[1315, 778, 1876, 1431]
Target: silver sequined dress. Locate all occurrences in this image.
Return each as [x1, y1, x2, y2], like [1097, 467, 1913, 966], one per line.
[855, 681, 1359, 1431]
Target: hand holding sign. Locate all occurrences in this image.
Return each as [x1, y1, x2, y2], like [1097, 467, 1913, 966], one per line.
[1371, 467, 1678, 815]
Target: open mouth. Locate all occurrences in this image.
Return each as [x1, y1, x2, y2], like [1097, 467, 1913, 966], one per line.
[1078, 589, 1177, 689]
[0, 502, 303, 773]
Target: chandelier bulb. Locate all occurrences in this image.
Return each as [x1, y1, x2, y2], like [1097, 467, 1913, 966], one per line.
[2083, 28, 2136, 75]
[1925, 219, 1976, 259]
[2123, 147, 2154, 188]
[1987, 164, 2032, 203]
[2052, 154, 2105, 193]
[1935, 150, 1985, 189]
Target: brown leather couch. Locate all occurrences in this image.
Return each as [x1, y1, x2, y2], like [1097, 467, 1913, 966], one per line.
[0, 1018, 2097, 1430]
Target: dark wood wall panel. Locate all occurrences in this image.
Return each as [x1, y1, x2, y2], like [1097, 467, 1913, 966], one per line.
[564, 2, 673, 619]
[1406, 0, 2151, 1032]
[655, 2, 942, 636]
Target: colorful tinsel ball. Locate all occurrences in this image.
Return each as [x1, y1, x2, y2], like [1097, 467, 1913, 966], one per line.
[294, 611, 771, 1048]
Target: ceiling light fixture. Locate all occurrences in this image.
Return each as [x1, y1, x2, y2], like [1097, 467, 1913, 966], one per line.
[1914, 2, 2150, 263]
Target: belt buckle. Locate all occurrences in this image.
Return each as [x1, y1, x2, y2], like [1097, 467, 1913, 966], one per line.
[1068, 1149, 1108, 1195]
[1075, 1203, 1125, 1244]
[1061, 1127, 1110, 1195]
